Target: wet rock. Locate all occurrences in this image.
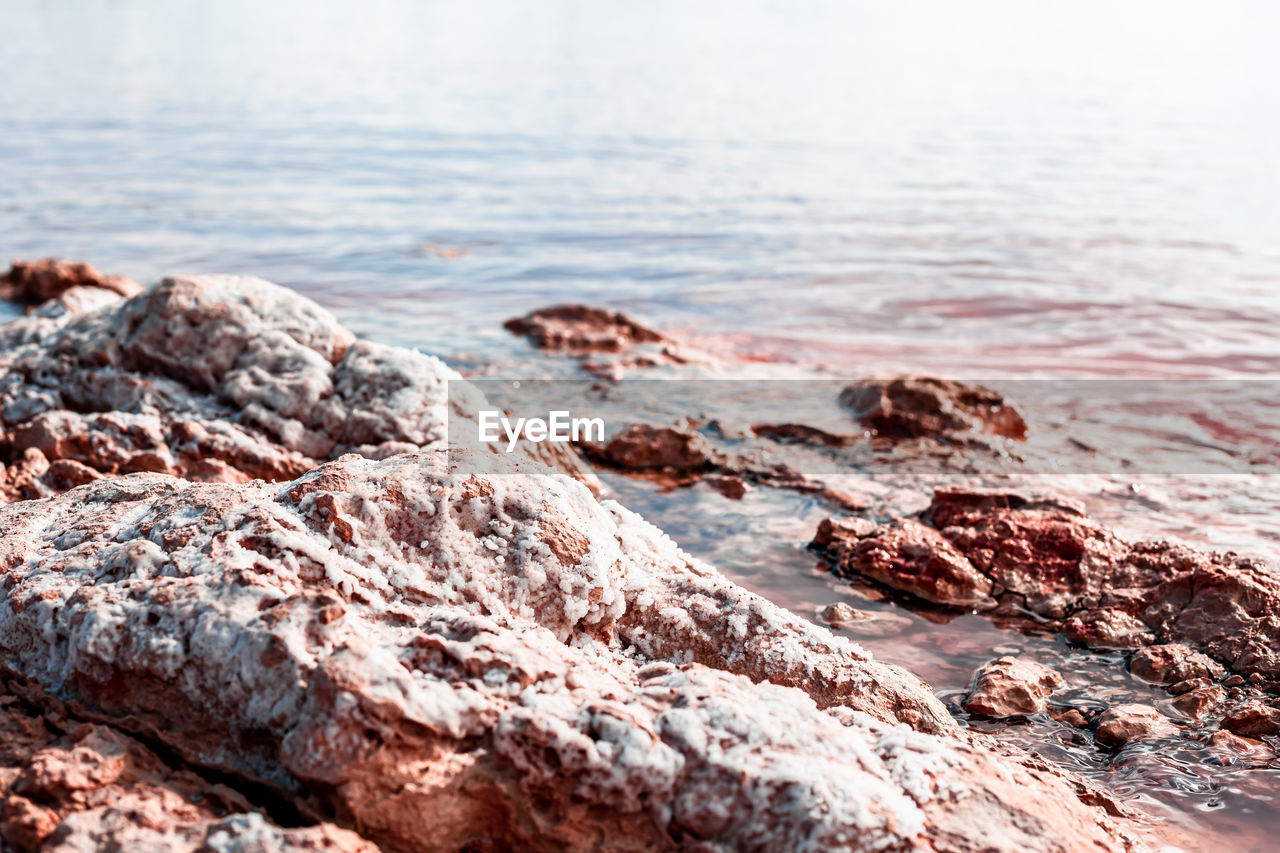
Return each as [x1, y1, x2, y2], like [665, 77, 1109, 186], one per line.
[0, 275, 596, 500]
[817, 487, 1280, 681]
[0, 449, 1147, 852]
[1171, 686, 1225, 721]
[838, 377, 1027, 440]
[1221, 701, 1280, 737]
[963, 657, 1064, 718]
[820, 602, 913, 637]
[504, 304, 666, 353]
[0, 682, 372, 852]
[1049, 707, 1091, 728]
[1095, 705, 1179, 747]
[1130, 644, 1224, 685]
[1063, 608, 1154, 650]
[1207, 730, 1276, 764]
[813, 517, 997, 610]
[0, 258, 141, 304]
[595, 423, 716, 474]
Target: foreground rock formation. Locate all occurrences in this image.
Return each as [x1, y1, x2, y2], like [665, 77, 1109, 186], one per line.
[0, 265, 1156, 851]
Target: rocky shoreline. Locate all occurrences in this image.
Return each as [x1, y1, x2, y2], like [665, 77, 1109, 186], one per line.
[1, 259, 1274, 850]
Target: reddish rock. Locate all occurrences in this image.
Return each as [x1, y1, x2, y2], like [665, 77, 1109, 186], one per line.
[838, 377, 1027, 440]
[1171, 686, 1225, 721]
[1221, 701, 1280, 737]
[1064, 608, 1155, 650]
[1130, 644, 1224, 685]
[963, 657, 1064, 718]
[814, 517, 996, 610]
[1050, 708, 1091, 728]
[596, 424, 716, 474]
[504, 304, 665, 353]
[1207, 730, 1276, 764]
[1095, 705, 1179, 747]
[0, 258, 141, 303]
[820, 602, 913, 637]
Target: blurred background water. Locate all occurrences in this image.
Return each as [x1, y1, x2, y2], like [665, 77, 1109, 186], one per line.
[3, 0, 1279, 377]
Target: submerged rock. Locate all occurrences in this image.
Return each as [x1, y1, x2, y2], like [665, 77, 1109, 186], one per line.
[963, 657, 1064, 719]
[838, 377, 1028, 440]
[1129, 644, 1224, 686]
[1221, 701, 1280, 737]
[1095, 705, 1179, 747]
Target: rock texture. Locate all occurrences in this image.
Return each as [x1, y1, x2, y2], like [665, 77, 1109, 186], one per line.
[504, 305, 695, 378]
[0, 450, 1149, 852]
[0, 271, 594, 501]
[0, 677, 372, 852]
[1094, 706, 1178, 748]
[838, 377, 1028, 440]
[963, 657, 1064, 719]
[0, 259, 141, 304]
[815, 488, 1280, 680]
[0, 269, 1155, 851]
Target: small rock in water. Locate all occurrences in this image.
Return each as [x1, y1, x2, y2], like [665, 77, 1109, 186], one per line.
[1171, 686, 1225, 721]
[838, 377, 1028, 440]
[1095, 704, 1178, 747]
[1128, 644, 1224, 685]
[1207, 730, 1276, 764]
[1221, 701, 1280, 737]
[963, 656, 1064, 719]
[1063, 608, 1154, 650]
[1049, 707, 1091, 728]
[820, 602, 913, 637]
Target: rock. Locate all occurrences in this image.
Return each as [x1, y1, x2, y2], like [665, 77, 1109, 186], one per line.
[1171, 686, 1225, 721]
[1221, 701, 1280, 737]
[1063, 608, 1154, 650]
[816, 487, 1280, 681]
[504, 304, 665, 353]
[0, 448, 1146, 852]
[838, 377, 1027, 440]
[1130, 644, 1224, 685]
[0, 259, 141, 304]
[595, 423, 716, 474]
[1095, 705, 1179, 747]
[1207, 730, 1276, 764]
[814, 517, 997, 610]
[0, 275, 597, 501]
[820, 603, 913, 637]
[963, 657, 1064, 718]
[0, 680, 372, 852]
[1050, 708, 1090, 728]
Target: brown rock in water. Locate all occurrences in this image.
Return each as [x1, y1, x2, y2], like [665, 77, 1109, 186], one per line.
[504, 304, 665, 352]
[1207, 730, 1276, 764]
[1171, 686, 1225, 721]
[0, 448, 1148, 852]
[0, 274, 597, 501]
[820, 602, 913, 637]
[1064, 608, 1155, 650]
[963, 657, 1064, 718]
[1095, 705, 1178, 747]
[838, 376, 1027, 440]
[0, 682, 372, 852]
[1129, 644, 1224, 685]
[813, 517, 997, 610]
[596, 423, 716, 474]
[816, 487, 1280, 682]
[0, 259, 141, 303]
[1222, 701, 1280, 737]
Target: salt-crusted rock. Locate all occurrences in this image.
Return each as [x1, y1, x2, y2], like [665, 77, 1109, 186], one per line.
[838, 377, 1027, 440]
[0, 273, 596, 500]
[0, 451, 1145, 852]
[0, 681, 372, 852]
[963, 657, 1064, 719]
[818, 488, 1280, 680]
[1095, 705, 1178, 747]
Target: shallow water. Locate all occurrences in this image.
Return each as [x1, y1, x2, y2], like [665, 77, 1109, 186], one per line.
[5, 0, 1280, 847]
